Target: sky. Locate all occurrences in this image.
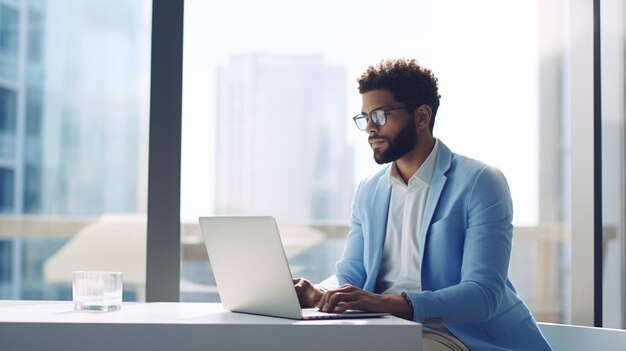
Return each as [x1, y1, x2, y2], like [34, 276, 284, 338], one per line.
[180, 0, 539, 224]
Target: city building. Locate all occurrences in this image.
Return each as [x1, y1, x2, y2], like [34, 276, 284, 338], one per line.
[0, 0, 149, 299]
[215, 53, 354, 222]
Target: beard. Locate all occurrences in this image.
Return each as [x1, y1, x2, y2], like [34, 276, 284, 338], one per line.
[371, 119, 417, 165]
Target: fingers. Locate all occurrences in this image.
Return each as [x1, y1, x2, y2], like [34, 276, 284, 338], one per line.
[292, 278, 311, 294]
[292, 278, 322, 308]
[317, 285, 363, 313]
[322, 294, 358, 313]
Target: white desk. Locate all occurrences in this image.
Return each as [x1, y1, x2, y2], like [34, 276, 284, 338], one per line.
[0, 301, 421, 351]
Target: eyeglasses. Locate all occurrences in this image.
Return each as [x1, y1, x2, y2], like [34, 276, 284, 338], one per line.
[352, 106, 408, 130]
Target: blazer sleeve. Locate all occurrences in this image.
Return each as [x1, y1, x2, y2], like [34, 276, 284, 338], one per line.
[408, 165, 514, 323]
[333, 179, 369, 288]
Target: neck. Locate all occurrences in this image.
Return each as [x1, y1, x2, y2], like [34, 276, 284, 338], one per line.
[394, 137, 436, 184]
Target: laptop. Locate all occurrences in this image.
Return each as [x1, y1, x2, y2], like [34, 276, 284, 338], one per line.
[198, 216, 389, 320]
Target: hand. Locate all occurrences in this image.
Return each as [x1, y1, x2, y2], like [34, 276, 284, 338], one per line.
[317, 284, 413, 320]
[292, 278, 324, 308]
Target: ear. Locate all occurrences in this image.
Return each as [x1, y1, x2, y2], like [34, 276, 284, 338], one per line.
[413, 105, 432, 131]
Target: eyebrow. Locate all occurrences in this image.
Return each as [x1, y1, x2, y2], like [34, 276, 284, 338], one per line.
[362, 105, 390, 114]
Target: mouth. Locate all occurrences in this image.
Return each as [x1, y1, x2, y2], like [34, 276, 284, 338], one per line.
[369, 137, 387, 149]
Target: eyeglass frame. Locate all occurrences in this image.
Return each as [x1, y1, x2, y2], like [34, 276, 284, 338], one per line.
[351, 106, 410, 131]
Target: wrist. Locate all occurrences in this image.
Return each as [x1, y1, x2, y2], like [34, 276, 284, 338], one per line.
[400, 292, 415, 320]
[382, 293, 414, 320]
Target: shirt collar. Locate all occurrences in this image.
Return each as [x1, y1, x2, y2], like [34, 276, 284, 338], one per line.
[388, 139, 440, 187]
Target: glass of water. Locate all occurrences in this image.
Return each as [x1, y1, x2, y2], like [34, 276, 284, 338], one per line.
[72, 271, 123, 312]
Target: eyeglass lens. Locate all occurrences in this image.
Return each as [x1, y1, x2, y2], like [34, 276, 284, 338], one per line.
[355, 110, 386, 130]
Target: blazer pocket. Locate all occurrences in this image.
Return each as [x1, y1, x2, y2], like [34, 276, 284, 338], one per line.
[429, 212, 464, 237]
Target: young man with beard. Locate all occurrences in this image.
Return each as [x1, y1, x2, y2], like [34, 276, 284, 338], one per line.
[293, 59, 552, 350]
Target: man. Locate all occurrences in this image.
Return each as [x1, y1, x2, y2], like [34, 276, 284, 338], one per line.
[293, 59, 552, 350]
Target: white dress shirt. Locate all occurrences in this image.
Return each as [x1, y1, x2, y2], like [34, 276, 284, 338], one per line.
[375, 139, 439, 294]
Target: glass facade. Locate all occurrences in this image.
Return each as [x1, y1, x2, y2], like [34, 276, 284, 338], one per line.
[0, 0, 151, 301]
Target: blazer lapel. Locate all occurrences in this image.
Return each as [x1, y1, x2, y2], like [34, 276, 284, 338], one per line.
[363, 168, 392, 291]
[419, 142, 452, 263]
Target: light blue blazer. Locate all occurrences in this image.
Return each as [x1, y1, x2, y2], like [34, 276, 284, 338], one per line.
[326, 141, 552, 350]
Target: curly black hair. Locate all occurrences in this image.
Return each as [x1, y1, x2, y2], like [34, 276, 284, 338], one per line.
[357, 59, 441, 132]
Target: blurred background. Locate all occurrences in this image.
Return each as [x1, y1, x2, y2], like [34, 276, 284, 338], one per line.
[0, 0, 624, 328]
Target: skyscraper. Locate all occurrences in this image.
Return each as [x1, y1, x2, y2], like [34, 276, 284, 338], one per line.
[0, 0, 149, 216]
[0, 0, 22, 299]
[0, 0, 150, 299]
[215, 54, 354, 222]
[40, 0, 149, 215]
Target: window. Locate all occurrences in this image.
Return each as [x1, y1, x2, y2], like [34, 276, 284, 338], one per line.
[0, 240, 12, 297]
[0, 0, 152, 302]
[0, 4, 18, 54]
[0, 3, 18, 80]
[0, 167, 14, 212]
[0, 86, 16, 160]
[3, 0, 620, 327]
[0, 87, 16, 132]
[179, 0, 584, 324]
[27, 9, 44, 64]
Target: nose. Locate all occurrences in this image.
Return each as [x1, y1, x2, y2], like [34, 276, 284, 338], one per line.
[366, 118, 379, 134]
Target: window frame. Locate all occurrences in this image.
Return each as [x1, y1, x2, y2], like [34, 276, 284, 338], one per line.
[145, 0, 183, 302]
